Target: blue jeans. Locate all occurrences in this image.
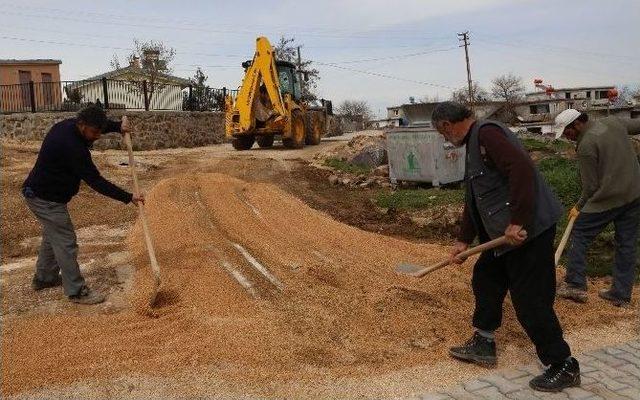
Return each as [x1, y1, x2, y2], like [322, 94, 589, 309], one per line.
[565, 198, 640, 300]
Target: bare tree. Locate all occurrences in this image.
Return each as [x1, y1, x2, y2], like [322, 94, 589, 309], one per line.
[491, 73, 525, 104]
[451, 82, 489, 104]
[111, 39, 176, 106]
[419, 94, 441, 103]
[336, 100, 373, 122]
[274, 36, 320, 101]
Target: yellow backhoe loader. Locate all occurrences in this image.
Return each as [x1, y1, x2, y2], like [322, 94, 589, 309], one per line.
[225, 37, 332, 150]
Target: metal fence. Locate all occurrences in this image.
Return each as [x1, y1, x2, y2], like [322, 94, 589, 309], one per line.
[0, 78, 238, 114]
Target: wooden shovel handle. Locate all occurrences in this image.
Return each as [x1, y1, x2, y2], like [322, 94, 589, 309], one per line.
[412, 236, 509, 278]
[554, 214, 577, 266]
[123, 119, 161, 285]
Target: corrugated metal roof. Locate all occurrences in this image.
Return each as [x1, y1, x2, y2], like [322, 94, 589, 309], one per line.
[0, 59, 62, 65]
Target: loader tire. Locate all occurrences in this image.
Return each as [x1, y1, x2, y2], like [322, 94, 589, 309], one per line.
[305, 113, 323, 145]
[232, 135, 255, 151]
[283, 110, 305, 149]
[256, 135, 275, 148]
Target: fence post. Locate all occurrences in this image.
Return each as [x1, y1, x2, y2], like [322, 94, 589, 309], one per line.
[142, 80, 149, 111]
[102, 77, 109, 109]
[29, 81, 36, 113]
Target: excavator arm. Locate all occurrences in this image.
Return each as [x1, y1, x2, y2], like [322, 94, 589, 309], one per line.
[234, 37, 287, 132]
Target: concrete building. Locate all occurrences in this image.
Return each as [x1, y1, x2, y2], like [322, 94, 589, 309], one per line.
[382, 101, 507, 129]
[514, 85, 639, 134]
[0, 59, 62, 112]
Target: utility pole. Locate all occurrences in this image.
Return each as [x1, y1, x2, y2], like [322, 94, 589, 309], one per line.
[458, 31, 474, 109]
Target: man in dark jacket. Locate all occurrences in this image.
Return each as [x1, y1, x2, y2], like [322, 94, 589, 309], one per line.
[431, 102, 579, 392]
[23, 105, 144, 305]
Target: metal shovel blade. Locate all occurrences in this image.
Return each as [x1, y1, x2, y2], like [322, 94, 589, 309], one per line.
[395, 263, 424, 276]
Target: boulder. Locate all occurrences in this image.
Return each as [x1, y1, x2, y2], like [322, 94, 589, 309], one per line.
[348, 143, 388, 168]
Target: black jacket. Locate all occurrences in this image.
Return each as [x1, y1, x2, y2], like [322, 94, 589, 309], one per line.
[23, 118, 132, 204]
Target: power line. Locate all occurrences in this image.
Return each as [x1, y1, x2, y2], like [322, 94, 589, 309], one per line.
[1, 3, 458, 40]
[315, 61, 455, 90]
[325, 46, 457, 64]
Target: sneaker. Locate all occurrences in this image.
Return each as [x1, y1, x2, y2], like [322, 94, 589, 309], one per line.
[69, 285, 105, 305]
[449, 332, 497, 366]
[32, 274, 63, 291]
[557, 282, 587, 303]
[529, 357, 580, 392]
[598, 289, 630, 307]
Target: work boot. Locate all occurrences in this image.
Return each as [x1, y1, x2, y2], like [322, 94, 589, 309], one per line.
[69, 285, 105, 305]
[529, 357, 580, 392]
[557, 282, 587, 303]
[449, 332, 497, 366]
[598, 289, 630, 308]
[32, 274, 63, 291]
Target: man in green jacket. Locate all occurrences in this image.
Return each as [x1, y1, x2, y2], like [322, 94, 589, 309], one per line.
[554, 110, 640, 307]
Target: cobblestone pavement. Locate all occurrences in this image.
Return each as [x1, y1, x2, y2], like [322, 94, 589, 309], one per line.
[410, 339, 640, 400]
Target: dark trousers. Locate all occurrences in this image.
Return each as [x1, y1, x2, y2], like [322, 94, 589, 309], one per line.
[566, 198, 640, 301]
[472, 226, 571, 365]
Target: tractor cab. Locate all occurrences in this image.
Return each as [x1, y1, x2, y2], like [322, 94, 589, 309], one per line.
[275, 61, 302, 101]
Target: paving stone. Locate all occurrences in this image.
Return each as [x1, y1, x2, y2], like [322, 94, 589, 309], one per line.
[583, 384, 633, 400]
[589, 351, 628, 368]
[576, 355, 596, 364]
[580, 375, 597, 385]
[584, 371, 630, 391]
[626, 340, 640, 350]
[614, 351, 640, 368]
[586, 360, 628, 378]
[604, 347, 624, 356]
[614, 374, 640, 389]
[419, 393, 452, 400]
[563, 386, 594, 400]
[474, 386, 510, 399]
[536, 391, 569, 399]
[619, 364, 640, 379]
[441, 386, 477, 400]
[579, 362, 598, 373]
[615, 343, 640, 355]
[518, 364, 544, 376]
[479, 374, 522, 394]
[502, 369, 530, 380]
[617, 387, 640, 399]
[506, 389, 542, 400]
[461, 379, 491, 392]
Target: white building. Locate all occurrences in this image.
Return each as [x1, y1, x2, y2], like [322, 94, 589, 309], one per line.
[68, 58, 190, 111]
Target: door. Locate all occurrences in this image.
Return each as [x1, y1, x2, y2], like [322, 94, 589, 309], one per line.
[41, 72, 53, 108]
[19, 70, 32, 110]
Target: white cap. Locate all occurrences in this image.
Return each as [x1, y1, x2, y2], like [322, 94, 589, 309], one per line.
[553, 109, 581, 139]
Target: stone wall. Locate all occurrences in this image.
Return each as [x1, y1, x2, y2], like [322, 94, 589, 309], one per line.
[0, 110, 225, 150]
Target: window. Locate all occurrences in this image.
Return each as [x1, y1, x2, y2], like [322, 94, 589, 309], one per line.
[586, 91, 591, 98]
[529, 103, 550, 114]
[596, 90, 609, 99]
[565, 92, 571, 99]
[394, 109, 399, 116]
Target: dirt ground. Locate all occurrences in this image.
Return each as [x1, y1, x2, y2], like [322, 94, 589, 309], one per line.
[1, 133, 638, 399]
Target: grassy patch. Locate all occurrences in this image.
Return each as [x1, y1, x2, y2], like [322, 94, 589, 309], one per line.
[375, 187, 464, 210]
[324, 158, 372, 175]
[521, 137, 572, 153]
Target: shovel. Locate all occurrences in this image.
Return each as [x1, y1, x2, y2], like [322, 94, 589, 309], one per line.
[396, 236, 508, 278]
[554, 213, 578, 266]
[122, 116, 161, 305]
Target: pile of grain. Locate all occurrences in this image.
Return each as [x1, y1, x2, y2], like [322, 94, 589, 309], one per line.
[2, 173, 637, 398]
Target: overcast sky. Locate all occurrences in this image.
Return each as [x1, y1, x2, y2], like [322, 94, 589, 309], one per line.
[1, 0, 639, 117]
